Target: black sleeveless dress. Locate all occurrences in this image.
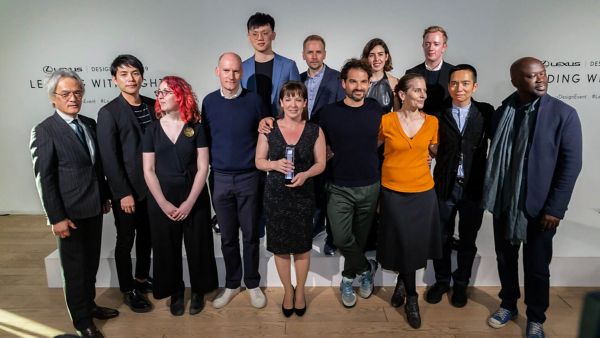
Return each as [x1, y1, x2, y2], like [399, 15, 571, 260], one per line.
[367, 73, 394, 113]
[264, 121, 319, 254]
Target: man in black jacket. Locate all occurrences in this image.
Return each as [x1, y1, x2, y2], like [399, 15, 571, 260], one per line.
[425, 64, 493, 307]
[97, 55, 154, 313]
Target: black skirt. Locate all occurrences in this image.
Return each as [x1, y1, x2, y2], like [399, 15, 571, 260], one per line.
[377, 187, 442, 273]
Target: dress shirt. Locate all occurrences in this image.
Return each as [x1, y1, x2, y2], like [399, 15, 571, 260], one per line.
[56, 109, 95, 163]
[451, 102, 471, 178]
[425, 58, 444, 71]
[220, 85, 243, 100]
[305, 67, 325, 117]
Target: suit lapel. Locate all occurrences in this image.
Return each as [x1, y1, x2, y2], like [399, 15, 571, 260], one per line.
[443, 107, 460, 135]
[313, 66, 331, 109]
[271, 54, 284, 104]
[50, 112, 91, 160]
[118, 94, 143, 135]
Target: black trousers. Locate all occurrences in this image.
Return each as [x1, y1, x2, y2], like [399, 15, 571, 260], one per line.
[433, 180, 484, 286]
[113, 197, 151, 293]
[493, 216, 556, 323]
[212, 171, 261, 289]
[58, 214, 103, 331]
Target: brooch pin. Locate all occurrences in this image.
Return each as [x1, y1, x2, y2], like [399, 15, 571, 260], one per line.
[183, 127, 194, 137]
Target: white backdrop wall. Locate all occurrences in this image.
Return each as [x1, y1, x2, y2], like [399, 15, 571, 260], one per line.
[1, 0, 599, 235]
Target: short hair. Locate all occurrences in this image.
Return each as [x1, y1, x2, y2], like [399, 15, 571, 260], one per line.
[422, 25, 448, 44]
[303, 34, 326, 50]
[278, 81, 308, 121]
[395, 73, 426, 94]
[247, 12, 275, 31]
[46, 69, 85, 100]
[217, 52, 242, 65]
[110, 54, 144, 77]
[340, 58, 372, 81]
[361, 38, 393, 72]
[154, 76, 200, 124]
[449, 64, 478, 83]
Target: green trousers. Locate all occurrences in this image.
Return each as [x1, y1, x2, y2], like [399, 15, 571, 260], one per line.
[326, 182, 380, 279]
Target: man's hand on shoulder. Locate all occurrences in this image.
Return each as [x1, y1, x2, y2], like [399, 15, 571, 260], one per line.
[258, 117, 275, 134]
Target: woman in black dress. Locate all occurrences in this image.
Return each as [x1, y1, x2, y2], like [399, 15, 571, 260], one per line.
[143, 76, 218, 316]
[255, 82, 326, 317]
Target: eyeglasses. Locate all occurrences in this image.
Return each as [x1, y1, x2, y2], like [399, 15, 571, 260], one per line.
[54, 91, 83, 100]
[154, 89, 174, 98]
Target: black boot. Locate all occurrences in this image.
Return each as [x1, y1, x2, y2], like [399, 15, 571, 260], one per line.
[405, 295, 421, 329]
[189, 292, 205, 315]
[391, 278, 406, 307]
[170, 292, 185, 316]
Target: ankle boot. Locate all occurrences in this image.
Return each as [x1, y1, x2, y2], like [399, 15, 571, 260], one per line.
[405, 295, 421, 329]
[391, 278, 406, 307]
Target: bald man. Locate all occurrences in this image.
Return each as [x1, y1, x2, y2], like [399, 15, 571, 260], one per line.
[482, 57, 582, 338]
[201, 53, 268, 309]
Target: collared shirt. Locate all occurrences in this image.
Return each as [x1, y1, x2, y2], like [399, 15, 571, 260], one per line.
[425, 58, 444, 71]
[56, 109, 96, 163]
[451, 102, 471, 178]
[220, 85, 243, 100]
[305, 66, 325, 117]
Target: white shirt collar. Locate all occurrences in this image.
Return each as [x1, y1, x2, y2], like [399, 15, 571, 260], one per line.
[220, 86, 243, 99]
[55, 109, 77, 122]
[425, 58, 444, 71]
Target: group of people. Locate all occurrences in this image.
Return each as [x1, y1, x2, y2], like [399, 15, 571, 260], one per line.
[30, 12, 582, 338]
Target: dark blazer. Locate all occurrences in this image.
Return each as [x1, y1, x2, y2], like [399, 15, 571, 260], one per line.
[242, 53, 301, 116]
[97, 94, 156, 201]
[491, 93, 582, 219]
[300, 64, 345, 122]
[30, 112, 109, 224]
[405, 61, 454, 115]
[434, 99, 493, 202]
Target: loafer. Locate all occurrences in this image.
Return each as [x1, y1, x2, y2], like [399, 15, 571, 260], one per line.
[425, 282, 450, 304]
[170, 293, 185, 316]
[78, 324, 104, 338]
[405, 295, 421, 329]
[124, 289, 152, 313]
[91, 306, 119, 320]
[451, 285, 468, 308]
[189, 292, 205, 315]
[391, 278, 406, 308]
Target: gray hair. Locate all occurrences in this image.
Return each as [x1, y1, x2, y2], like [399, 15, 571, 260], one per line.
[45, 69, 85, 99]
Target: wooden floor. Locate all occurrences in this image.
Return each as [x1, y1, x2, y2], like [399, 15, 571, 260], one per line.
[0, 215, 590, 337]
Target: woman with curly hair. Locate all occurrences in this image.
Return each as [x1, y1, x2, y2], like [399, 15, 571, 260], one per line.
[143, 76, 218, 316]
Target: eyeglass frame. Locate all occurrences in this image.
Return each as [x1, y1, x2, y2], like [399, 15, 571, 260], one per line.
[54, 91, 84, 100]
[154, 89, 174, 98]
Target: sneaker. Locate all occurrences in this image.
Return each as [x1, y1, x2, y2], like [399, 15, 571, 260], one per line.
[247, 287, 267, 309]
[358, 259, 378, 299]
[526, 321, 545, 338]
[212, 287, 241, 309]
[425, 282, 450, 304]
[488, 307, 518, 328]
[340, 277, 357, 308]
[323, 242, 337, 256]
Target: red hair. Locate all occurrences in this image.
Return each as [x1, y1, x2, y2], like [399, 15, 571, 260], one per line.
[154, 76, 200, 123]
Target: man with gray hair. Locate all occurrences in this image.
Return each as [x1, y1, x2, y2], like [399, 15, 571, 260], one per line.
[201, 52, 268, 309]
[30, 70, 117, 338]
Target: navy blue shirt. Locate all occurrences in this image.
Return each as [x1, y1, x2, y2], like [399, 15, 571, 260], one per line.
[201, 89, 267, 173]
[319, 98, 384, 187]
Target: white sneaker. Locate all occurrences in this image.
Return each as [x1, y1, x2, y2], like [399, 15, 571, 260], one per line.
[247, 287, 267, 309]
[212, 287, 241, 309]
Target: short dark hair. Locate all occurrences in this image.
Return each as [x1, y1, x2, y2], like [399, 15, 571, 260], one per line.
[110, 54, 144, 77]
[340, 58, 372, 81]
[247, 12, 275, 31]
[395, 73, 426, 94]
[361, 38, 393, 72]
[278, 81, 308, 121]
[449, 64, 478, 83]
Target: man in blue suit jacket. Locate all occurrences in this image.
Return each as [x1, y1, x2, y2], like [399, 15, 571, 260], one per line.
[483, 57, 582, 338]
[299, 34, 344, 255]
[242, 12, 300, 117]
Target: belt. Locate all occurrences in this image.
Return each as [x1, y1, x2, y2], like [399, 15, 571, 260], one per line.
[456, 177, 465, 185]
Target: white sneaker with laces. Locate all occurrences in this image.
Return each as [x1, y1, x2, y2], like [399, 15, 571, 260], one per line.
[247, 287, 267, 308]
[212, 287, 241, 309]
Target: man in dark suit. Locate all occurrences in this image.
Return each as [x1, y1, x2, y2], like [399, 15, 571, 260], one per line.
[299, 34, 345, 255]
[30, 70, 117, 338]
[97, 55, 154, 313]
[483, 57, 582, 338]
[425, 64, 493, 308]
[405, 26, 454, 115]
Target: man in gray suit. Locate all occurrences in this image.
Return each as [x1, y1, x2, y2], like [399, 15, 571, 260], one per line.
[30, 70, 116, 338]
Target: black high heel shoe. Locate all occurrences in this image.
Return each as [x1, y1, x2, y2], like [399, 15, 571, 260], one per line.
[293, 288, 306, 316]
[282, 287, 294, 317]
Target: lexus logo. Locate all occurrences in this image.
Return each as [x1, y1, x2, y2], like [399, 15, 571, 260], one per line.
[42, 66, 84, 74]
